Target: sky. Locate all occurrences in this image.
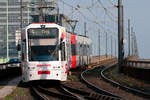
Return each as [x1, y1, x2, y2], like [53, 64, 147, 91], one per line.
[57, 0, 150, 59]
[124, 0, 150, 58]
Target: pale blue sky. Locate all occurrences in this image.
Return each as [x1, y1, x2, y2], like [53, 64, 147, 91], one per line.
[124, 0, 150, 58]
[58, 0, 150, 58]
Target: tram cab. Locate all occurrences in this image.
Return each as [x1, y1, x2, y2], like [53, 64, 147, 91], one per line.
[19, 23, 69, 82]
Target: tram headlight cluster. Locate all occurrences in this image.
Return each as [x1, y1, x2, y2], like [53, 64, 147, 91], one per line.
[53, 66, 60, 69]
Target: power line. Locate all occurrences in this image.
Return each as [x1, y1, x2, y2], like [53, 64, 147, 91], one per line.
[78, 6, 117, 36]
[58, 0, 117, 39]
[87, 8, 98, 19]
[97, 0, 117, 22]
[77, 1, 117, 36]
[107, 0, 116, 6]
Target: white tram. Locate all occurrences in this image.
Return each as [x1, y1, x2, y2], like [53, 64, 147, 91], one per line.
[20, 23, 92, 82]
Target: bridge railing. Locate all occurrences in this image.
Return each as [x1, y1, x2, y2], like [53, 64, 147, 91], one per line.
[123, 60, 150, 69]
[123, 59, 150, 81]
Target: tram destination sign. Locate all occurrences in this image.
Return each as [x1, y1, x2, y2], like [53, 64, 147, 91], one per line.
[28, 28, 58, 38]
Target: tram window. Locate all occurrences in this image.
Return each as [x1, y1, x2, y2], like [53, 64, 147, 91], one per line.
[61, 42, 66, 61]
[80, 44, 82, 47]
[71, 44, 76, 55]
[23, 39, 26, 42]
[22, 42, 26, 61]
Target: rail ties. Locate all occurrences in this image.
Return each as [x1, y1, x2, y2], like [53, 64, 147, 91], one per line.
[31, 85, 82, 100]
[61, 84, 121, 100]
[59, 85, 85, 100]
[89, 93, 121, 100]
[31, 86, 49, 100]
[32, 83, 121, 100]
[81, 67, 124, 100]
[101, 64, 150, 99]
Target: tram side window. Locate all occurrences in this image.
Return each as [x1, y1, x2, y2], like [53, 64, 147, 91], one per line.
[22, 39, 26, 61]
[87, 45, 89, 55]
[71, 43, 76, 56]
[61, 42, 66, 61]
[22, 43, 24, 61]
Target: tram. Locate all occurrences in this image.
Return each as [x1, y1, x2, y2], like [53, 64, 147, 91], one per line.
[19, 23, 92, 82]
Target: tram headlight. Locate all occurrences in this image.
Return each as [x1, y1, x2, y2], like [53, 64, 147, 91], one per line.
[28, 67, 35, 70]
[53, 66, 60, 69]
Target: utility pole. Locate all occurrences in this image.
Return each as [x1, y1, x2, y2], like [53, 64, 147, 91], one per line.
[20, 0, 23, 29]
[39, 0, 43, 22]
[134, 34, 138, 57]
[115, 39, 117, 57]
[27, 4, 30, 24]
[6, 0, 9, 61]
[111, 36, 113, 57]
[67, 20, 78, 34]
[37, 0, 56, 23]
[57, 7, 60, 24]
[131, 27, 134, 56]
[133, 32, 136, 56]
[118, 0, 124, 72]
[134, 33, 138, 57]
[84, 22, 87, 36]
[98, 29, 100, 63]
[19, 0, 23, 61]
[128, 19, 131, 56]
[106, 32, 108, 58]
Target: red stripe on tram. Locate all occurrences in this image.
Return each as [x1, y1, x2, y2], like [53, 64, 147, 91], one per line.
[71, 56, 76, 68]
[37, 64, 51, 67]
[38, 71, 50, 75]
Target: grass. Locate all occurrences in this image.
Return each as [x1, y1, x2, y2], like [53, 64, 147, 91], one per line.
[67, 75, 78, 81]
[2, 86, 27, 100]
[104, 67, 136, 87]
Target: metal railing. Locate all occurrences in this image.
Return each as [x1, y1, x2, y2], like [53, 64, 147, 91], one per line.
[123, 60, 150, 69]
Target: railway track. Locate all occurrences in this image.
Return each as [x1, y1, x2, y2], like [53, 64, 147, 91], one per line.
[31, 86, 49, 100]
[61, 84, 121, 100]
[81, 66, 124, 100]
[101, 65, 150, 99]
[31, 85, 79, 100]
[31, 83, 102, 100]
[80, 59, 148, 100]
[29, 57, 148, 100]
[31, 81, 122, 100]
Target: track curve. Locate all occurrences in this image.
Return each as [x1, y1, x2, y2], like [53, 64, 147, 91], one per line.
[101, 65, 150, 99]
[81, 66, 125, 100]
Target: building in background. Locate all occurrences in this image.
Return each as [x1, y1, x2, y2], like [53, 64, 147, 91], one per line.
[0, 0, 57, 61]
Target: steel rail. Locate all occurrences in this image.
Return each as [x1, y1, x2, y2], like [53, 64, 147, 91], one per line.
[37, 86, 79, 100]
[101, 65, 150, 99]
[62, 84, 121, 100]
[59, 85, 85, 100]
[31, 86, 49, 100]
[81, 66, 124, 100]
[61, 84, 90, 96]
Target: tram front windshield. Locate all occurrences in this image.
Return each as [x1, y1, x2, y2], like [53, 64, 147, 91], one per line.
[28, 28, 59, 61]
